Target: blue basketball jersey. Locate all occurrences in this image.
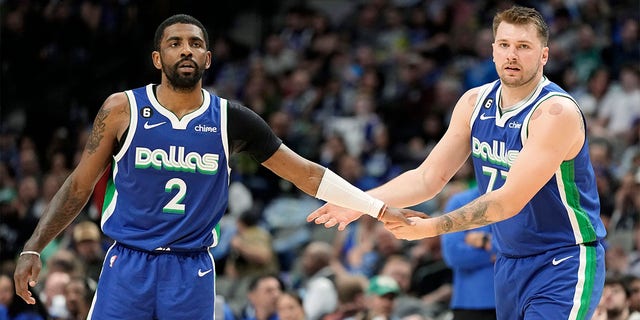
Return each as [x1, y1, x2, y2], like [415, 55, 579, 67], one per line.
[469, 78, 606, 257]
[101, 84, 230, 251]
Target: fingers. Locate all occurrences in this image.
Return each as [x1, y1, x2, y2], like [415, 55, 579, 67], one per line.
[324, 217, 338, 228]
[399, 215, 415, 226]
[404, 211, 429, 219]
[308, 208, 340, 229]
[14, 272, 36, 304]
[383, 220, 405, 230]
[306, 206, 327, 222]
[314, 214, 331, 225]
[397, 208, 430, 219]
[382, 215, 415, 227]
[17, 290, 35, 305]
[14, 256, 41, 305]
[385, 222, 404, 230]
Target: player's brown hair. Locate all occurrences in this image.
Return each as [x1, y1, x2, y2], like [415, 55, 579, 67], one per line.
[493, 6, 549, 46]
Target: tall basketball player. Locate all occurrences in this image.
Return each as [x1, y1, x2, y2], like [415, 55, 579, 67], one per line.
[13, 14, 409, 320]
[309, 6, 606, 320]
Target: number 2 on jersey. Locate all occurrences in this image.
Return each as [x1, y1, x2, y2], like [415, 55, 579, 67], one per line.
[164, 178, 186, 214]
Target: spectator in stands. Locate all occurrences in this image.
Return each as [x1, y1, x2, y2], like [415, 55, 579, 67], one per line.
[222, 208, 279, 314]
[596, 275, 640, 320]
[441, 187, 496, 320]
[0, 273, 47, 320]
[626, 274, 640, 313]
[379, 255, 431, 319]
[226, 208, 279, 279]
[239, 274, 284, 320]
[64, 276, 95, 320]
[71, 221, 105, 283]
[40, 271, 70, 319]
[321, 274, 367, 320]
[365, 275, 401, 320]
[297, 241, 338, 320]
[596, 65, 640, 139]
[277, 291, 306, 320]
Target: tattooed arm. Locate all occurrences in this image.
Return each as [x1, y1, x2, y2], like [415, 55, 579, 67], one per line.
[14, 92, 129, 304]
[384, 96, 586, 240]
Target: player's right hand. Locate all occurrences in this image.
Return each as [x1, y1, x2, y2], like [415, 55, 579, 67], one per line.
[307, 203, 363, 231]
[14, 254, 42, 304]
[379, 207, 428, 225]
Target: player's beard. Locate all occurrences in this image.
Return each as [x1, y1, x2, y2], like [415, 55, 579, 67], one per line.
[163, 58, 204, 91]
[499, 61, 540, 88]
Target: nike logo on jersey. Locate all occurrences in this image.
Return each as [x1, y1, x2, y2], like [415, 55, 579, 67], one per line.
[198, 269, 212, 277]
[479, 113, 495, 120]
[144, 121, 166, 129]
[552, 256, 573, 265]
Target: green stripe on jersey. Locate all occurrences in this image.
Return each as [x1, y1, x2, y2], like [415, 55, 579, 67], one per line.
[102, 164, 117, 215]
[560, 161, 596, 243]
[576, 245, 596, 320]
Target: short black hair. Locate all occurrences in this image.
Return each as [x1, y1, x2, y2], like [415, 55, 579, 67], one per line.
[280, 291, 303, 306]
[605, 274, 631, 297]
[154, 14, 210, 51]
[248, 273, 285, 292]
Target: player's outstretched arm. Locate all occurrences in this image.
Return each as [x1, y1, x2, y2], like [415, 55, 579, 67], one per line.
[262, 144, 414, 228]
[307, 203, 428, 231]
[14, 93, 128, 304]
[385, 97, 586, 240]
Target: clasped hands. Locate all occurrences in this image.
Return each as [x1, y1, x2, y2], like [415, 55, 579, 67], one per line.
[306, 203, 434, 241]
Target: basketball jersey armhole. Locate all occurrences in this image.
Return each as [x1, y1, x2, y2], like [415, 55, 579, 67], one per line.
[114, 90, 138, 162]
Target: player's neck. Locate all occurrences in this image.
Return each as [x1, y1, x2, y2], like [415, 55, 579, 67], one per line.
[499, 75, 543, 110]
[155, 83, 204, 118]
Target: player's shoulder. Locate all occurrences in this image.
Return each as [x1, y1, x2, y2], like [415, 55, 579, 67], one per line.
[102, 92, 129, 112]
[463, 85, 486, 98]
[528, 94, 584, 140]
[454, 85, 489, 112]
[96, 92, 131, 134]
[536, 95, 582, 121]
[462, 81, 499, 105]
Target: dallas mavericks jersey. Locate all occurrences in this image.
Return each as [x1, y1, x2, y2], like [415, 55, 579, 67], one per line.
[101, 84, 230, 251]
[469, 78, 606, 257]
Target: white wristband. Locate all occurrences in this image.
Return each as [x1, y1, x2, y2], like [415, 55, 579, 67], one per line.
[315, 169, 385, 218]
[19, 251, 41, 258]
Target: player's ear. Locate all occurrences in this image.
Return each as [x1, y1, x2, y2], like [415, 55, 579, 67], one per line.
[541, 46, 549, 66]
[205, 51, 212, 70]
[152, 51, 162, 70]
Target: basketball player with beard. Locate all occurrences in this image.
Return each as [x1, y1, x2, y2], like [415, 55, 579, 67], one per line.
[14, 14, 408, 319]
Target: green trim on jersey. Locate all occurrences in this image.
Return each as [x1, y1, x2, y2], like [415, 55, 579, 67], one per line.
[102, 161, 117, 215]
[575, 245, 597, 320]
[560, 161, 597, 243]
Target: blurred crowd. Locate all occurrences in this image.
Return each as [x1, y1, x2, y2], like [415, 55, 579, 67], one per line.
[1, 0, 639, 319]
